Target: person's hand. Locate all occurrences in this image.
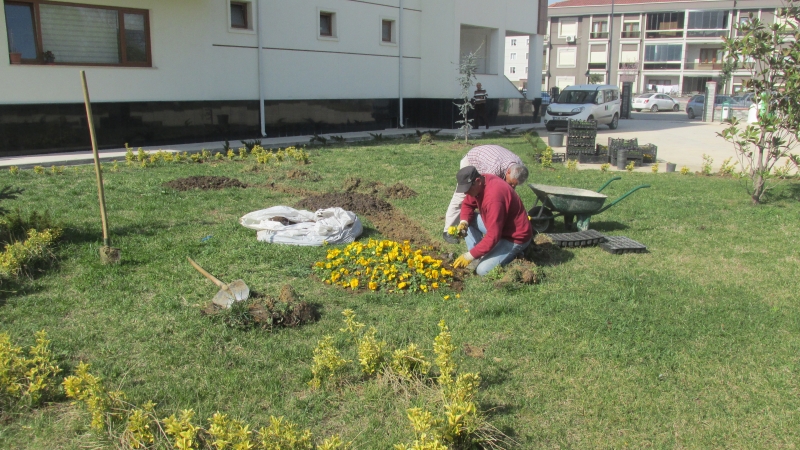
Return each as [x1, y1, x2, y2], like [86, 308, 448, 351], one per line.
[452, 252, 474, 269]
[457, 220, 469, 236]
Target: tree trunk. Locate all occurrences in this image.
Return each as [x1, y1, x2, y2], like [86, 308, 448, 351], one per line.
[751, 172, 764, 205]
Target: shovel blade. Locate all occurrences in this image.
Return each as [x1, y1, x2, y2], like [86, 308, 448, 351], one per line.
[228, 279, 250, 301]
[211, 280, 250, 308]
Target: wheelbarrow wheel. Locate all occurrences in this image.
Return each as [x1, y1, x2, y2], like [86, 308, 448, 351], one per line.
[528, 206, 554, 234]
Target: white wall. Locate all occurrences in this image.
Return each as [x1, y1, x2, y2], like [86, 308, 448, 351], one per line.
[1, 0, 538, 104]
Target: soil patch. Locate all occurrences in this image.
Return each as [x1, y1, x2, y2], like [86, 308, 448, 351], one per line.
[343, 177, 385, 195]
[384, 183, 418, 199]
[202, 284, 318, 331]
[493, 260, 543, 289]
[463, 343, 485, 358]
[296, 192, 434, 246]
[164, 176, 247, 191]
[286, 169, 322, 182]
[296, 192, 393, 216]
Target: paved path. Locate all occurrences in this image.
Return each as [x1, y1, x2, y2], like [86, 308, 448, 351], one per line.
[543, 110, 737, 173]
[0, 123, 544, 169]
[0, 112, 758, 173]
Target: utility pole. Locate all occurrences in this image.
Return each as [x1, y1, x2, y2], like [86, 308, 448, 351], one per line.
[606, 0, 615, 84]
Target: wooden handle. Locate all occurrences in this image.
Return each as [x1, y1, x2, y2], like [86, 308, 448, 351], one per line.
[80, 70, 111, 247]
[187, 257, 225, 288]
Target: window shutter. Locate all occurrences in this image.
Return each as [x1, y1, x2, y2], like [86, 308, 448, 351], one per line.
[39, 4, 120, 64]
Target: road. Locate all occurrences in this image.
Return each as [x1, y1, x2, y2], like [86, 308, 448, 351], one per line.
[544, 109, 740, 172]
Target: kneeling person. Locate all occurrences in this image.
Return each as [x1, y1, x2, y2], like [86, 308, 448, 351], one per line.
[452, 166, 532, 276]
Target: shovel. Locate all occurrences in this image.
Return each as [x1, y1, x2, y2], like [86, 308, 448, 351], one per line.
[187, 257, 250, 308]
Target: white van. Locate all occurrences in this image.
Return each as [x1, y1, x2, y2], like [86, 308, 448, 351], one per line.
[544, 84, 621, 131]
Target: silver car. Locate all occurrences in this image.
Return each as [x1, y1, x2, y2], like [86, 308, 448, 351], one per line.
[685, 95, 736, 119]
[632, 93, 680, 112]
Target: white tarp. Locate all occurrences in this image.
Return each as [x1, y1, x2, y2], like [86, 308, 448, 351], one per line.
[239, 206, 362, 246]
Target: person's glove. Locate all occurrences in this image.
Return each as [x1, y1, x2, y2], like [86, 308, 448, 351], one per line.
[456, 220, 469, 237]
[452, 252, 475, 269]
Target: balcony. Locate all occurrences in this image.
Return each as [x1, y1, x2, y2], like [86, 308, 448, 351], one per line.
[686, 29, 729, 38]
[684, 61, 723, 70]
[621, 31, 641, 39]
[645, 30, 683, 39]
[642, 62, 681, 70]
[590, 32, 609, 39]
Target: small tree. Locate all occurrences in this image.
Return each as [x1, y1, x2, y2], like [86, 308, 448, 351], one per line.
[718, 3, 800, 204]
[588, 73, 604, 84]
[455, 49, 480, 143]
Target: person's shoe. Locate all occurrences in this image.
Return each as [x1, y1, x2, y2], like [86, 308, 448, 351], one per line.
[442, 231, 460, 245]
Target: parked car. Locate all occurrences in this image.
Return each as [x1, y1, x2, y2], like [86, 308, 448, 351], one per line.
[543, 84, 621, 131]
[632, 93, 680, 112]
[685, 95, 736, 119]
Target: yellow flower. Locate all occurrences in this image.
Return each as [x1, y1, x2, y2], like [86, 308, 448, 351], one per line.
[443, 295, 450, 300]
[432, 282, 439, 289]
[369, 281, 378, 290]
[398, 282, 408, 290]
[350, 278, 359, 290]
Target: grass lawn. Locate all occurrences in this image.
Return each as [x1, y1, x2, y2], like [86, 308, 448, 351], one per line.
[0, 135, 799, 449]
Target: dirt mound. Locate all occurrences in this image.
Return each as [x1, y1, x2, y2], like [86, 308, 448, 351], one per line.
[493, 260, 543, 288]
[203, 284, 318, 330]
[164, 176, 247, 191]
[295, 192, 393, 216]
[286, 169, 321, 182]
[384, 183, 418, 199]
[343, 177, 384, 195]
[368, 211, 433, 246]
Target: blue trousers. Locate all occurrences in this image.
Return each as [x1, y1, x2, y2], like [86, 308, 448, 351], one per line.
[465, 215, 531, 276]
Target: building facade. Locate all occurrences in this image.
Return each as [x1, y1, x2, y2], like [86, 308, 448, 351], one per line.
[545, 0, 785, 95]
[1, 0, 547, 156]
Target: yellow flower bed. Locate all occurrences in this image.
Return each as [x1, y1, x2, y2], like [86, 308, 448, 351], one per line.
[314, 239, 452, 293]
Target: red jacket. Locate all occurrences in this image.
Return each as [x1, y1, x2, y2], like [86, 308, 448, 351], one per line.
[460, 174, 532, 259]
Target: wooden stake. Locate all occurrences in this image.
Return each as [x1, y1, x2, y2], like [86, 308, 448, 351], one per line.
[80, 71, 111, 249]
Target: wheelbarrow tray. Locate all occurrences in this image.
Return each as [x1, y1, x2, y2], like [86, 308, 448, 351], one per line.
[529, 184, 608, 215]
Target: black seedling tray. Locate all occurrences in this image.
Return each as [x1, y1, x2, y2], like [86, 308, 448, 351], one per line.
[546, 230, 607, 248]
[599, 236, 648, 254]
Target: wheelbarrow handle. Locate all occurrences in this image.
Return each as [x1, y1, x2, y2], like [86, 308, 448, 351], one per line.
[596, 184, 651, 214]
[187, 257, 226, 289]
[596, 176, 622, 193]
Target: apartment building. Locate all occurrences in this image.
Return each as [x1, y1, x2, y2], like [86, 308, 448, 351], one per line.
[2, 0, 548, 155]
[546, 0, 786, 95]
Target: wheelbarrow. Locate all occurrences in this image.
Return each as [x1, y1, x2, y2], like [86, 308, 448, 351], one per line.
[527, 176, 650, 233]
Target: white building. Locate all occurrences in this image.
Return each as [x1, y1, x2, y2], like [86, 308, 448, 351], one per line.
[1, 0, 547, 155]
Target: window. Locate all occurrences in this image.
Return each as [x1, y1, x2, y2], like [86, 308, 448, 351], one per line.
[511, 38, 517, 46]
[559, 18, 578, 38]
[230, 2, 248, 29]
[619, 43, 639, 67]
[737, 10, 758, 35]
[557, 47, 576, 68]
[687, 10, 729, 37]
[591, 20, 608, 39]
[319, 11, 335, 38]
[622, 21, 640, 38]
[4, 1, 150, 66]
[381, 19, 396, 44]
[643, 44, 682, 69]
[510, 53, 516, 60]
[646, 12, 685, 38]
[589, 44, 606, 69]
[555, 76, 575, 90]
[509, 66, 516, 74]
[699, 48, 722, 63]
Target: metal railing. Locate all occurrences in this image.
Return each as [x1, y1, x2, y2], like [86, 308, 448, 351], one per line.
[620, 31, 641, 39]
[590, 31, 609, 39]
[683, 61, 723, 70]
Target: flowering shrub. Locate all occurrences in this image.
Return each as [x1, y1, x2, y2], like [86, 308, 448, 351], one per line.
[313, 240, 452, 293]
[600, 163, 610, 172]
[0, 330, 61, 409]
[651, 162, 659, 173]
[0, 228, 61, 279]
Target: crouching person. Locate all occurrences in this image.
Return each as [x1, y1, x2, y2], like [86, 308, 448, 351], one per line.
[452, 166, 533, 275]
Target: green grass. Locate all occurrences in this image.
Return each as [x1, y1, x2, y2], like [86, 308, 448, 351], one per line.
[0, 135, 799, 449]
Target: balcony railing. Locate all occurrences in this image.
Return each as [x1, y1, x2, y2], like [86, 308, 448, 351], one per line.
[621, 31, 641, 39]
[645, 30, 683, 39]
[590, 31, 609, 39]
[684, 61, 723, 70]
[642, 62, 681, 70]
[686, 29, 729, 38]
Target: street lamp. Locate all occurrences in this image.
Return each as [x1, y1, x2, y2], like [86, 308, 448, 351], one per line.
[606, 0, 615, 84]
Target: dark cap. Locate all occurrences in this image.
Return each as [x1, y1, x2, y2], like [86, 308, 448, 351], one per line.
[455, 166, 481, 193]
